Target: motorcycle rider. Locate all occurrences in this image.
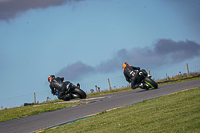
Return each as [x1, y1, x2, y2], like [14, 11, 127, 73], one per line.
[123, 62, 144, 89]
[48, 75, 74, 101]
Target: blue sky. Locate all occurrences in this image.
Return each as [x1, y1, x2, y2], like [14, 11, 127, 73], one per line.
[1, 0, 200, 100]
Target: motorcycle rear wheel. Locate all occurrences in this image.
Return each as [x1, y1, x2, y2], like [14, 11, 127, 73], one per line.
[144, 77, 158, 89]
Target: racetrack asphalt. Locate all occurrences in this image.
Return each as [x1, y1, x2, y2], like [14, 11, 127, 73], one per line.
[0, 79, 200, 133]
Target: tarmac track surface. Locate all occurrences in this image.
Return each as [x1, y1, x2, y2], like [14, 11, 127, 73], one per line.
[0, 79, 200, 133]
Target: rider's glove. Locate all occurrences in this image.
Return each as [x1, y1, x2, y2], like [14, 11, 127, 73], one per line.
[77, 83, 80, 88]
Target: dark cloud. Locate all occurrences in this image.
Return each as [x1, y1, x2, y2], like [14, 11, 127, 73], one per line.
[57, 39, 200, 80]
[123, 39, 200, 68]
[153, 39, 200, 63]
[57, 61, 95, 80]
[0, 0, 83, 21]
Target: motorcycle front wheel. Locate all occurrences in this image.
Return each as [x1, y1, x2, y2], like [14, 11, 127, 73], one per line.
[144, 77, 158, 89]
[71, 88, 87, 99]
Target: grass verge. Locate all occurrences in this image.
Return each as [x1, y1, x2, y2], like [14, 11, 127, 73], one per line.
[0, 100, 79, 122]
[42, 87, 200, 133]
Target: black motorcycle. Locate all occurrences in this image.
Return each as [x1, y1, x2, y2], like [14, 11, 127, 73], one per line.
[55, 83, 86, 100]
[131, 69, 158, 90]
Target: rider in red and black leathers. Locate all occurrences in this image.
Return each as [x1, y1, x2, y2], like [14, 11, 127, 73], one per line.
[123, 62, 141, 89]
[48, 75, 72, 101]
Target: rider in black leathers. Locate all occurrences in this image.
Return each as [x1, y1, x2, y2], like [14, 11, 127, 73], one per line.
[48, 75, 73, 101]
[123, 62, 144, 89]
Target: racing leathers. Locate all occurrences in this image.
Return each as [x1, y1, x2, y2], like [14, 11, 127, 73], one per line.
[123, 65, 141, 89]
[49, 77, 72, 101]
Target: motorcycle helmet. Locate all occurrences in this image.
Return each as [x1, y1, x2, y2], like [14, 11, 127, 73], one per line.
[48, 75, 55, 83]
[123, 62, 130, 70]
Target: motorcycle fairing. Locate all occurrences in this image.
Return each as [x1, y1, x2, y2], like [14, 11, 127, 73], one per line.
[66, 83, 72, 90]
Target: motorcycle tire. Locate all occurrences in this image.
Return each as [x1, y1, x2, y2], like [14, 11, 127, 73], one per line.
[72, 88, 87, 99]
[144, 77, 158, 89]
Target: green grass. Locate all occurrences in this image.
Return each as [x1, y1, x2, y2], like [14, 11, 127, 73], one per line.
[42, 87, 200, 133]
[0, 100, 79, 122]
[156, 72, 200, 85]
[87, 86, 132, 97]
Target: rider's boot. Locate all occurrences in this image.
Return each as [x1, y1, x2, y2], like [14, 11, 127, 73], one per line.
[139, 83, 145, 89]
[63, 94, 71, 101]
[145, 84, 150, 90]
[139, 83, 150, 90]
[133, 84, 139, 89]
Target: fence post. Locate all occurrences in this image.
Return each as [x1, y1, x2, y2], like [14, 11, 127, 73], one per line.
[108, 78, 111, 90]
[34, 93, 36, 104]
[148, 70, 150, 75]
[186, 63, 190, 75]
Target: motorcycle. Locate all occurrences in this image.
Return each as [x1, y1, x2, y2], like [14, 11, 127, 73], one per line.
[131, 69, 158, 90]
[54, 83, 87, 100]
